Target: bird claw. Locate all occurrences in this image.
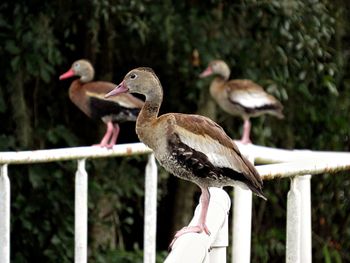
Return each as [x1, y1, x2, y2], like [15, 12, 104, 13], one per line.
[93, 136, 116, 148]
[239, 138, 252, 145]
[105, 143, 115, 149]
[168, 224, 211, 251]
[92, 143, 114, 149]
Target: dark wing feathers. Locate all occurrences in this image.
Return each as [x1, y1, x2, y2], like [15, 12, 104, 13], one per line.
[165, 114, 266, 199]
[83, 81, 144, 121]
[89, 96, 140, 122]
[68, 80, 144, 121]
[84, 81, 144, 108]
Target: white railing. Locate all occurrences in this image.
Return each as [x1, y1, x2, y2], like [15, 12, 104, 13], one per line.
[166, 142, 350, 263]
[0, 142, 349, 263]
[0, 143, 153, 263]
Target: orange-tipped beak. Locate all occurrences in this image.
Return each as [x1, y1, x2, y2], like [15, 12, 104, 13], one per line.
[59, 69, 75, 80]
[105, 81, 129, 98]
[199, 67, 213, 78]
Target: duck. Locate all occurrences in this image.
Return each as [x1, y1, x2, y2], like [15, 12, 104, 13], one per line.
[200, 60, 284, 144]
[105, 67, 266, 244]
[59, 59, 144, 148]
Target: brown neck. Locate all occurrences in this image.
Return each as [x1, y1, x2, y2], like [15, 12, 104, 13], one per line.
[68, 80, 91, 117]
[209, 76, 227, 99]
[135, 90, 163, 143]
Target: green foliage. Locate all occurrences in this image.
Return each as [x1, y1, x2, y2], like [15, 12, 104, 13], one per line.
[0, 0, 349, 262]
[323, 245, 342, 263]
[11, 164, 75, 262]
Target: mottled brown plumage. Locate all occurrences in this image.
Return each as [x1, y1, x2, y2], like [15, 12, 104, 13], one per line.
[59, 59, 144, 148]
[200, 60, 284, 144]
[105, 67, 266, 244]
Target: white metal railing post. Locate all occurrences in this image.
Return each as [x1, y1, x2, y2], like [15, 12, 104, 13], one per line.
[75, 159, 88, 263]
[286, 177, 301, 263]
[0, 164, 10, 263]
[144, 154, 158, 263]
[232, 186, 252, 263]
[208, 188, 230, 262]
[0, 143, 348, 262]
[232, 151, 253, 263]
[295, 175, 312, 263]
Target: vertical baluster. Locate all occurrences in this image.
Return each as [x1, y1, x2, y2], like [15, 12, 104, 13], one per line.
[75, 159, 88, 263]
[208, 187, 231, 263]
[286, 177, 301, 263]
[232, 153, 254, 263]
[232, 187, 252, 263]
[0, 164, 10, 263]
[144, 154, 158, 263]
[295, 175, 312, 263]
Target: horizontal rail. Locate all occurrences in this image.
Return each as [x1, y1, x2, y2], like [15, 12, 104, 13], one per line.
[258, 158, 350, 180]
[0, 143, 152, 164]
[236, 142, 350, 164]
[1, 142, 349, 167]
[0, 142, 349, 263]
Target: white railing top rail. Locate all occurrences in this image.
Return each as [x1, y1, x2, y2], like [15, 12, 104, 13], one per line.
[1, 142, 349, 263]
[1, 142, 349, 181]
[0, 143, 152, 164]
[235, 142, 350, 164]
[258, 158, 350, 180]
[0, 142, 348, 166]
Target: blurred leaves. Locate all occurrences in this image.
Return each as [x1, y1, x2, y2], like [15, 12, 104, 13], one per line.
[0, 0, 349, 262]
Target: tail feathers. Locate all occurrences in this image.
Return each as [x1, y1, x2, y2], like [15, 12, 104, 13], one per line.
[252, 186, 267, 200]
[254, 101, 284, 119]
[235, 177, 267, 201]
[271, 108, 284, 119]
[243, 180, 267, 200]
[235, 180, 267, 200]
[221, 166, 267, 200]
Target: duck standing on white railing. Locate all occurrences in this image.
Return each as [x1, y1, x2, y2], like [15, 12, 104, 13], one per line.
[59, 59, 144, 148]
[200, 60, 284, 144]
[105, 67, 266, 246]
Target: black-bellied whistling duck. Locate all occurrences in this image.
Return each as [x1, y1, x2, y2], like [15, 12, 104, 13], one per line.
[59, 59, 144, 148]
[200, 60, 284, 144]
[105, 67, 266, 244]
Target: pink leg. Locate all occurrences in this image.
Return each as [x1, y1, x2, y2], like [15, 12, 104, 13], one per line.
[240, 118, 252, 144]
[106, 123, 120, 149]
[169, 187, 211, 249]
[96, 121, 114, 148]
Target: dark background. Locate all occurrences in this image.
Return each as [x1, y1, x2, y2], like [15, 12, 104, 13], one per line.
[0, 0, 349, 262]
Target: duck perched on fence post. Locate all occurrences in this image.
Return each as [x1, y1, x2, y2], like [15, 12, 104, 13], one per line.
[200, 60, 284, 144]
[59, 59, 144, 148]
[105, 67, 266, 246]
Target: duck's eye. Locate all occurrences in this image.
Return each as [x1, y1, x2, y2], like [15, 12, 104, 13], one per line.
[130, 73, 137, 80]
[74, 63, 80, 69]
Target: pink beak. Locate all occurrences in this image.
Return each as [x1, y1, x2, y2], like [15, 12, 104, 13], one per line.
[105, 81, 129, 98]
[59, 69, 75, 80]
[199, 67, 213, 78]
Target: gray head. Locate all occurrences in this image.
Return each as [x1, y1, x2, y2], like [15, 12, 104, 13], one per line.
[105, 67, 163, 101]
[59, 59, 95, 83]
[199, 60, 231, 80]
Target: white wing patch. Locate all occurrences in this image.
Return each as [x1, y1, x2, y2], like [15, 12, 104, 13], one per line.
[230, 90, 273, 108]
[175, 126, 244, 172]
